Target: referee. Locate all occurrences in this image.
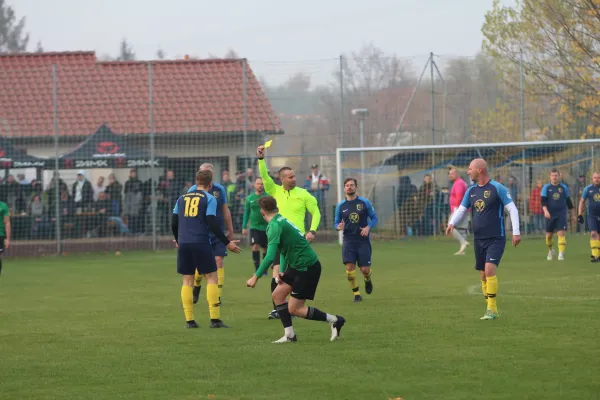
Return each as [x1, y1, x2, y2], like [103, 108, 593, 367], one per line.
[256, 144, 321, 319]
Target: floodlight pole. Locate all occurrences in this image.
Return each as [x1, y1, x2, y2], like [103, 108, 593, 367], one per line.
[52, 64, 61, 255]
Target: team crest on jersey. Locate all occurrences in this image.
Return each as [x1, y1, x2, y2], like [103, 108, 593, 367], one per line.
[558, 187, 563, 193]
[594, 193, 600, 202]
[213, 190, 219, 198]
[356, 204, 362, 211]
[483, 190, 491, 199]
[474, 199, 486, 212]
[349, 212, 359, 223]
[553, 192, 560, 200]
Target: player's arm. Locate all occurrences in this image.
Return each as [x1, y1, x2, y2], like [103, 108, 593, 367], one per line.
[563, 184, 574, 210]
[334, 202, 343, 230]
[206, 196, 231, 246]
[541, 184, 549, 214]
[242, 198, 251, 230]
[365, 199, 379, 228]
[171, 197, 181, 244]
[257, 158, 277, 195]
[498, 184, 521, 236]
[217, 186, 234, 238]
[4, 214, 11, 248]
[448, 187, 471, 226]
[578, 185, 590, 221]
[304, 191, 321, 232]
[255, 224, 281, 278]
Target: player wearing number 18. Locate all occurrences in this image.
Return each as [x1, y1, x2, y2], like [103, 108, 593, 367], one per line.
[172, 170, 241, 329]
[246, 196, 345, 344]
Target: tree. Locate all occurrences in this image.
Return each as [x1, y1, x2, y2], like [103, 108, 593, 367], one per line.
[0, 0, 29, 52]
[482, 0, 600, 138]
[156, 48, 165, 60]
[35, 41, 43, 53]
[224, 48, 239, 59]
[117, 39, 135, 61]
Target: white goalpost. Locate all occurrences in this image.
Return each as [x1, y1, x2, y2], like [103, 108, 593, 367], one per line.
[335, 139, 600, 245]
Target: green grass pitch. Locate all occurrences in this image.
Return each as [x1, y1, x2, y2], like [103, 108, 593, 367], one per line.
[1, 237, 599, 400]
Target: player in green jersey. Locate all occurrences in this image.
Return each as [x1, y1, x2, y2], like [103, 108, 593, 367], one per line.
[246, 196, 345, 343]
[242, 177, 269, 273]
[0, 201, 11, 275]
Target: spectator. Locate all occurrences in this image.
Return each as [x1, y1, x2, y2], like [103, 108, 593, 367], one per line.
[396, 175, 417, 236]
[72, 170, 94, 211]
[17, 174, 29, 185]
[304, 164, 329, 227]
[123, 169, 143, 234]
[529, 179, 544, 233]
[94, 176, 105, 201]
[104, 173, 123, 215]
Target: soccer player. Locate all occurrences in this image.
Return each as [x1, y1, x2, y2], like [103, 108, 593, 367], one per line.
[172, 170, 241, 328]
[334, 178, 378, 302]
[242, 177, 268, 273]
[541, 168, 574, 261]
[189, 163, 234, 305]
[446, 158, 521, 320]
[448, 168, 470, 255]
[578, 171, 600, 263]
[256, 145, 321, 320]
[246, 196, 345, 343]
[0, 200, 10, 275]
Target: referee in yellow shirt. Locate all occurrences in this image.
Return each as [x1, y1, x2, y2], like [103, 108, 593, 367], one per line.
[256, 144, 321, 319]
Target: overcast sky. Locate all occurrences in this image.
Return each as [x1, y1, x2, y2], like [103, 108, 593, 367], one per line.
[15, 0, 515, 84]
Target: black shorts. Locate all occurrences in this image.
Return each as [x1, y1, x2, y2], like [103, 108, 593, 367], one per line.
[250, 229, 268, 248]
[546, 211, 568, 233]
[177, 243, 218, 275]
[474, 237, 506, 271]
[0, 236, 4, 253]
[279, 261, 322, 300]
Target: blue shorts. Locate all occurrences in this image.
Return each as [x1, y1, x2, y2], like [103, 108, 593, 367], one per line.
[588, 214, 600, 232]
[177, 243, 217, 275]
[210, 234, 228, 257]
[546, 211, 567, 233]
[342, 241, 372, 267]
[474, 238, 506, 271]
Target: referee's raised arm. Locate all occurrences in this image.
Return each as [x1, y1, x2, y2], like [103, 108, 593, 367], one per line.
[257, 145, 278, 195]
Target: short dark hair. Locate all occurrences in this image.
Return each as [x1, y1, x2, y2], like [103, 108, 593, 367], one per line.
[279, 167, 292, 176]
[258, 196, 278, 213]
[551, 168, 560, 174]
[344, 178, 357, 186]
[254, 177, 263, 183]
[196, 170, 213, 186]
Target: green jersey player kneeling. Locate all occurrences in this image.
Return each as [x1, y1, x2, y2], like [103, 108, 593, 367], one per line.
[246, 196, 345, 343]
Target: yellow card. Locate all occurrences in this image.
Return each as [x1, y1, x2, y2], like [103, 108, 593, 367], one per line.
[264, 140, 273, 148]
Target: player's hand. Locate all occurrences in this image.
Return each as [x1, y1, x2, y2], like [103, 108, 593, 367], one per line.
[544, 210, 551, 219]
[360, 226, 371, 236]
[337, 220, 344, 231]
[172, 240, 178, 248]
[257, 145, 265, 159]
[4, 239, 10, 249]
[445, 224, 454, 236]
[242, 229, 248, 236]
[227, 240, 242, 254]
[578, 215, 585, 224]
[305, 231, 315, 243]
[512, 235, 521, 247]
[246, 275, 258, 288]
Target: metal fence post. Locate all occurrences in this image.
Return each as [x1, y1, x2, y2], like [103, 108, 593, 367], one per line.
[52, 64, 61, 255]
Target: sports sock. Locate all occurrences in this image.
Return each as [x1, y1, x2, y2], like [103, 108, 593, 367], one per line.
[346, 270, 360, 296]
[363, 269, 372, 282]
[592, 240, 600, 258]
[181, 285, 194, 322]
[207, 283, 220, 320]
[217, 267, 224, 302]
[546, 236, 553, 250]
[252, 251, 260, 271]
[452, 229, 467, 245]
[194, 270, 203, 287]
[0, 259, 3, 275]
[270, 277, 278, 308]
[558, 236, 566, 254]
[306, 307, 337, 323]
[481, 279, 488, 301]
[275, 303, 295, 337]
[486, 276, 498, 313]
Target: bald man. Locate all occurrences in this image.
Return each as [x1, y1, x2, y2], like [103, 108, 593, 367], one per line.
[447, 158, 521, 320]
[448, 168, 469, 255]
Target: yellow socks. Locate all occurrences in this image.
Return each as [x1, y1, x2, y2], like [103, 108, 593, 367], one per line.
[207, 283, 220, 320]
[481, 280, 488, 302]
[486, 276, 498, 313]
[217, 267, 224, 302]
[181, 285, 194, 322]
[363, 269, 372, 282]
[194, 270, 203, 287]
[592, 240, 600, 258]
[558, 236, 566, 254]
[545, 236, 553, 250]
[345, 270, 360, 296]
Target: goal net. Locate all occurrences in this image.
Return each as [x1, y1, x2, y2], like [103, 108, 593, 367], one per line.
[336, 139, 600, 241]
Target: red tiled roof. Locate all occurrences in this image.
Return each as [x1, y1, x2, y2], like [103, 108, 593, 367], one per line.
[0, 52, 281, 138]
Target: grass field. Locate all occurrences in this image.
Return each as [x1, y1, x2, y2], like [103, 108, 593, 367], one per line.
[1, 236, 600, 400]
